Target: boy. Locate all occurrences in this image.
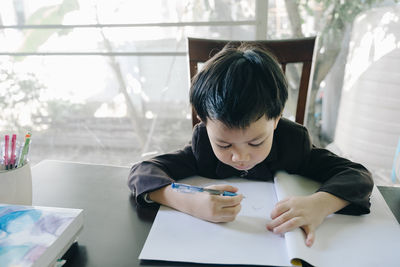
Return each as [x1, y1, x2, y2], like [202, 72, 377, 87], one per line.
[128, 43, 373, 247]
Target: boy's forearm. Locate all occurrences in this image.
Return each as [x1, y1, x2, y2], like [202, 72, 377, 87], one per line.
[148, 184, 243, 223]
[148, 185, 176, 206]
[148, 185, 197, 215]
[311, 191, 349, 217]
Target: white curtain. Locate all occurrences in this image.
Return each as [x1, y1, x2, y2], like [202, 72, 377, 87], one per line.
[331, 3, 400, 183]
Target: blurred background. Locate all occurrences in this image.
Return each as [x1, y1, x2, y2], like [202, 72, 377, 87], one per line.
[1, 0, 399, 185]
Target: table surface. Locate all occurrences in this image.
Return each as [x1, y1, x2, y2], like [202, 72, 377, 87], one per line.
[32, 160, 400, 267]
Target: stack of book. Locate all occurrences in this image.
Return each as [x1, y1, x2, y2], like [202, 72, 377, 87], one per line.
[0, 204, 83, 267]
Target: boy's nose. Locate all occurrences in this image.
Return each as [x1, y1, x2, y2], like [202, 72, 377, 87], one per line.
[231, 149, 250, 162]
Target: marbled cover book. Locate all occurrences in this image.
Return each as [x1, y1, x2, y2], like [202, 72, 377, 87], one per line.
[0, 204, 83, 267]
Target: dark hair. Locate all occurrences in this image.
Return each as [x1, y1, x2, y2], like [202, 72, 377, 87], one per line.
[190, 43, 288, 128]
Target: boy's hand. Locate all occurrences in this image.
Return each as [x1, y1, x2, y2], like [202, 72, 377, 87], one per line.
[266, 192, 349, 247]
[148, 184, 244, 223]
[189, 184, 243, 222]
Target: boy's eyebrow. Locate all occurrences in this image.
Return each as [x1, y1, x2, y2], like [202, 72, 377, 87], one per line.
[215, 138, 230, 144]
[247, 133, 268, 142]
[215, 133, 268, 144]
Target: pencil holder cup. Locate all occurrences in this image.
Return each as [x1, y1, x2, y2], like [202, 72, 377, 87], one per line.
[0, 163, 32, 205]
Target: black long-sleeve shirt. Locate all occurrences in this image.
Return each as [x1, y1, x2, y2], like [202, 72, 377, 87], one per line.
[128, 118, 373, 214]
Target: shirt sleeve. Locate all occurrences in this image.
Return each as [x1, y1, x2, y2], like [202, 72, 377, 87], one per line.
[298, 127, 374, 215]
[127, 144, 198, 206]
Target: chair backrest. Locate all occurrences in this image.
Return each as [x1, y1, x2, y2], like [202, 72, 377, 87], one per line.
[188, 36, 316, 127]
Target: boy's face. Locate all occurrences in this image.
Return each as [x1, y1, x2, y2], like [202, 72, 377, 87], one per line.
[206, 115, 279, 171]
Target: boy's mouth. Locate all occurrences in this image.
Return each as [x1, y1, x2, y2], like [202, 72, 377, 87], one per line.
[234, 164, 252, 171]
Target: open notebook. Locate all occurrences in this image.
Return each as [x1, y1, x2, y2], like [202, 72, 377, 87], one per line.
[139, 172, 400, 267]
[0, 204, 83, 267]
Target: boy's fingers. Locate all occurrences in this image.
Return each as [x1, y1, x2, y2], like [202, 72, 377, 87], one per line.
[222, 203, 242, 215]
[271, 216, 304, 234]
[267, 209, 294, 230]
[303, 225, 315, 247]
[220, 204, 242, 221]
[205, 184, 238, 192]
[305, 232, 315, 247]
[213, 194, 244, 206]
[270, 201, 290, 219]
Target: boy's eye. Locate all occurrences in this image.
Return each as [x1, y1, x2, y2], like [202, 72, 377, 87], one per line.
[217, 144, 231, 149]
[249, 141, 264, 147]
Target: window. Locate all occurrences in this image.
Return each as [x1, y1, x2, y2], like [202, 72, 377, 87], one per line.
[0, 0, 266, 166]
[7, 0, 365, 166]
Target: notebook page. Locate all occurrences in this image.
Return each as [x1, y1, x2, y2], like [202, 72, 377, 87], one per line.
[273, 172, 320, 266]
[139, 176, 291, 266]
[274, 172, 400, 267]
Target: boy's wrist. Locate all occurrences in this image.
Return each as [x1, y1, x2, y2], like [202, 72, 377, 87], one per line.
[148, 184, 203, 217]
[311, 191, 349, 217]
[148, 185, 182, 207]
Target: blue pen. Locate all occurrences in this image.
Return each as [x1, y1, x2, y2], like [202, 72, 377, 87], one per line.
[171, 183, 238, 196]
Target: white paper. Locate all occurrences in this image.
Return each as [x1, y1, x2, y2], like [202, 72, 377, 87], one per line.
[140, 174, 400, 267]
[274, 171, 400, 267]
[139, 177, 291, 266]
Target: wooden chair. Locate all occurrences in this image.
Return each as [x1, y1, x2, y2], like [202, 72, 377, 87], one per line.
[188, 36, 316, 127]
